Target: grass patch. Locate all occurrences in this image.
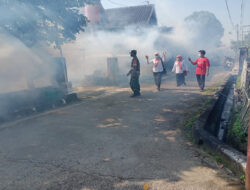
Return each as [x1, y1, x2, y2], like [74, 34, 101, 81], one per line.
[184, 112, 201, 140]
[203, 86, 220, 96]
[240, 174, 246, 183]
[201, 146, 225, 165]
[200, 145, 245, 180]
[184, 97, 212, 140]
[227, 111, 247, 154]
[214, 155, 223, 163]
[226, 75, 247, 154]
[185, 114, 200, 140]
[202, 81, 225, 96]
[183, 81, 222, 141]
[236, 76, 241, 89]
[205, 98, 212, 105]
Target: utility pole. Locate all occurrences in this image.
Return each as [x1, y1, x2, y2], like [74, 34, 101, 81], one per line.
[242, 26, 244, 46]
[237, 24, 239, 42]
[245, 49, 250, 190]
[246, 104, 250, 189]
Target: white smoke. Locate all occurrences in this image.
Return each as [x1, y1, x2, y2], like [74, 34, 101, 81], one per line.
[0, 0, 233, 90]
[63, 13, 229, 86]
[0, 32, 57, 94]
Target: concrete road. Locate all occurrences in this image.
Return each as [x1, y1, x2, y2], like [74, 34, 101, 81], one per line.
[0, 82, 244, 190]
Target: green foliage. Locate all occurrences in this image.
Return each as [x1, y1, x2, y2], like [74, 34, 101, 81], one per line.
[201, 145, 212, 156]
[230, 114, 246, 142]
[184, 99, 211, 140]
[240, 174, 246, 181]
[236, 77, 241, 89]
[203, 86, 219, 95]
[227, 112, 247, 154]
[205, 98, 212, 105]
[0, 0, 96, 47]
[213, 155, 222, 163]
[202, 81, 224, 96]
[185, 114, 200, 129]
[184, 115, 197, 140]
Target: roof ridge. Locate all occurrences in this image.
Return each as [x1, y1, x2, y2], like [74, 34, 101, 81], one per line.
[105, 4, 154, 11]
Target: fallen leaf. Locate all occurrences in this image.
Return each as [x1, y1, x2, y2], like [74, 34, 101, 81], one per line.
[144, 184, 149, 190]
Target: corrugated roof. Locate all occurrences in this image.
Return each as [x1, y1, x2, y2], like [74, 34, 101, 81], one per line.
[104, 4, 156, 28]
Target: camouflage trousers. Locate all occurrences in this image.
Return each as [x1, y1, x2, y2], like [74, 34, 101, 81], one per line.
[130, 74, 140, 95]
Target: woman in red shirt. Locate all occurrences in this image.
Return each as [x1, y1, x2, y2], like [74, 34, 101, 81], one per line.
[188, 50, 210, 91]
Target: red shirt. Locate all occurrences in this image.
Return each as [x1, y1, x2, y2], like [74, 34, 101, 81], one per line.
[193, 57, 210, 75]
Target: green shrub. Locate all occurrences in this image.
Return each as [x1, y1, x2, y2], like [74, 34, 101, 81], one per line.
[227, 112, 247, 154]
[236, 77, 241, 89]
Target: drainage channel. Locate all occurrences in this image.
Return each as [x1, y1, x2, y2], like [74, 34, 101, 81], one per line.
[205, 75, 237, 141]
[217, 82, 235, 141]
[193, 74, 247, 175]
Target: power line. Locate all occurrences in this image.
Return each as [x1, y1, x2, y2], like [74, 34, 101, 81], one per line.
[224, 0, 235, 29]
[240, 0, 245, 27]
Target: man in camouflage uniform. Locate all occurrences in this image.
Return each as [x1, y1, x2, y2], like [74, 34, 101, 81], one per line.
[127, 50, 141, 97]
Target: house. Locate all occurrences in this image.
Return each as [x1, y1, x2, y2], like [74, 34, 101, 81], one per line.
[104, 4, 158, 30]
[84, 1, 158, 30]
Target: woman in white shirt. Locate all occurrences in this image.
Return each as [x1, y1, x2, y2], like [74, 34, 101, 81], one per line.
[172, 55, 188, 87]
[145, 52, 167, 91]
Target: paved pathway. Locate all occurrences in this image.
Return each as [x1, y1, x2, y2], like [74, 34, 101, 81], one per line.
[0, 82, 244, 190]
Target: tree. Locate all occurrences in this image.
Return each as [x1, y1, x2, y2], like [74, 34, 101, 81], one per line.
[185, 11, 224, 48]
[0, 0, 98, 48]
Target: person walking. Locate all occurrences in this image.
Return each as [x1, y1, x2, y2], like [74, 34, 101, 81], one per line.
[188, 50, 210, 91]
[127, 50, 141, 97]
[145, 51, 167, 91]
[172, 55, 188, 87]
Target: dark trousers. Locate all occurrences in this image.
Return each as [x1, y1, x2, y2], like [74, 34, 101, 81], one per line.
[176, 73, 185, 86]
[196, 75, 206, 90]
[153, 72, 162, 89]
[130, 74, 140, 95]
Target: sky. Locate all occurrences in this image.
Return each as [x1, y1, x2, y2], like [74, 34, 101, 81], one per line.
[101, 0, 250, 42]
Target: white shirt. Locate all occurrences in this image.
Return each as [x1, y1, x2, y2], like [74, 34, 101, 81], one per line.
[148, 57, 166, 73]
[172, 60, 188, 74]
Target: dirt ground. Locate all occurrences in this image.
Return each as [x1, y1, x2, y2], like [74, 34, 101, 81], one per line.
[0, 79, 245, 190]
